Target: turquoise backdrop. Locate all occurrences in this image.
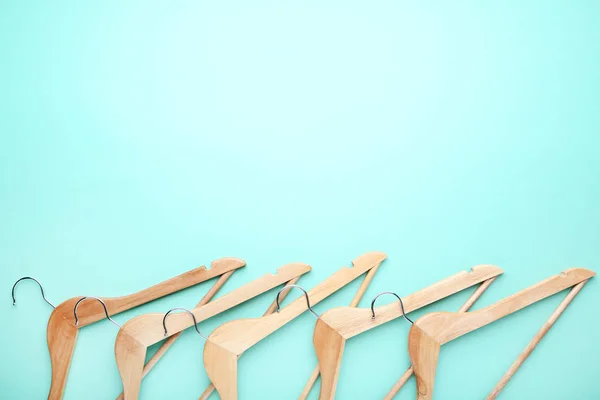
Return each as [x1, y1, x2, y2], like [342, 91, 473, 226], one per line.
[1, 2, 599, 399]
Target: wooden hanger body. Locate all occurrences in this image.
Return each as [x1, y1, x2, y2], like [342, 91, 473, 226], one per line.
[384, 277, 498, 399]
[314, 265, 504, 400]
[46, 257, 245, 400]
[202, 251, 387, 400]
[299, 261, 383, 400]
[408, 268, 595, 400]
[115, 262, 312, 399]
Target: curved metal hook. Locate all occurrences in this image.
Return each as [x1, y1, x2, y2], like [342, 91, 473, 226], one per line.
[275, 284, 319, 319]
[73, 297, 121, 327]
[11, 276, 56, 309]
[370, 291, 413, 324]
[162, 308, 207, 339]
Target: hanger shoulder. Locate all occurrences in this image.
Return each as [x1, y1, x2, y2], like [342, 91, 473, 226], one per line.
[47, 309, 78, 400]
[407, 325, 440, 400]
[58, 257, 246, 327]
[313, 318, 347, 400]
[203, 340, 239, 400]
[320, 264, 504, 339]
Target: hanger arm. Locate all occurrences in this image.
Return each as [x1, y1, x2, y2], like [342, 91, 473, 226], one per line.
[409, 268, 595, 400]
[321, 264, 503, 340]
[59, 257, 246, 327]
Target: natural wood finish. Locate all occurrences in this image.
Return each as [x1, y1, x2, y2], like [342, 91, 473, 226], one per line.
[384, 277, 497, 399]
[299, 261, 383, 400]
[198, 275, 301, 400]
[408, 268, 595, 400]
[115, 262, 312, 399]
[314, 265, 504, 400]
[486, 279, 589, 400]
[115, 270, 236, 400]
[203, 251, 388, 400]
[47, 257, 245, 400]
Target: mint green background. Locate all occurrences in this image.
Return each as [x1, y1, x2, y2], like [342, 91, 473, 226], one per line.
[1, 2, 599, 399]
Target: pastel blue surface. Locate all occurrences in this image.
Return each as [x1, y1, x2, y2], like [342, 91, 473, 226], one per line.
[1, 2, 599, 399]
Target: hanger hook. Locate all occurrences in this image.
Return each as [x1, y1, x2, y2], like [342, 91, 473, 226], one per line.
[11, 276, 56, 309]
[275, 284, 319, 319]
[73, 297, 121, 328]
[162, 308, 207, 339]
[370, 292, 413, 324]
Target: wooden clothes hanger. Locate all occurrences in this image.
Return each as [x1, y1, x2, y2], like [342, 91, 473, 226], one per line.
[201, 253, 386, 400]
[313, 264, 504, 400]
[202, 251, 388, 400]
[408, 268, 595, 400]
[297, 259, 383, 400]
[114, 261, 313, 400]
[383, 277, 498, 399]
[43, 257, 246, 400]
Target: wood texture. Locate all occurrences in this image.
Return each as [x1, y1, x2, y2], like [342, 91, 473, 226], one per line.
[115, 270, 236, 400]
[115, 262, 312, 399]
[409, 268, 595, 400]
[203, 251, 387, 400]
[198, 275, 301, 400]
[47, 257, 245, 400]
[383, 277, 497, 400]
[314, 265, 504, 400]
[486, 279, 589, 400]
[299, 262, 383, 400]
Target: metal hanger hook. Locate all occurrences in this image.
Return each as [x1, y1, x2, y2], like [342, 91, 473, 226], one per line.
[275, 284, 319, 319]
[11, 276, 56, 309]
[162, 308, 207, 339]
[370, 292, 413, 324]
[73, 296, 121, 328]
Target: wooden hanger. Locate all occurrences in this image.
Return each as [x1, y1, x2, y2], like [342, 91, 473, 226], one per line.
[408, 268, 595, 400]
[298, 260, 383, 400]
[197, 274, 304, 400]
[383, 277, 497, 399]
[312, 264, 504, 400]
[46, 257, 245, 400]
[486, 279, 589, 399]
[115, 269, 240, 400]
[202, 251, 388, 400]
[114, 261, 312, 400]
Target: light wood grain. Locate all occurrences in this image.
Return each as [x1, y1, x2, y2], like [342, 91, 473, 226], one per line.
[383, 277, 497, 399]
[298, 262, 382, 400]
[203, 251, 387, 400]
[198, 275, 302, 400]
[314, 265, 504, 400]
[115, 262, 312, 399]
[47, 257, 245, 400]
[486, 279, 588, 400]
[409, 268, 595, 400]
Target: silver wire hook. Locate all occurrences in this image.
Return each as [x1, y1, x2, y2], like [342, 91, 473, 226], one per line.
[370, 292, 413, 324]
[275, 284, 319, 319]
[11, 276, 56, 309]
[73, 296, 121, 328]
[162, 307, 207, 339]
